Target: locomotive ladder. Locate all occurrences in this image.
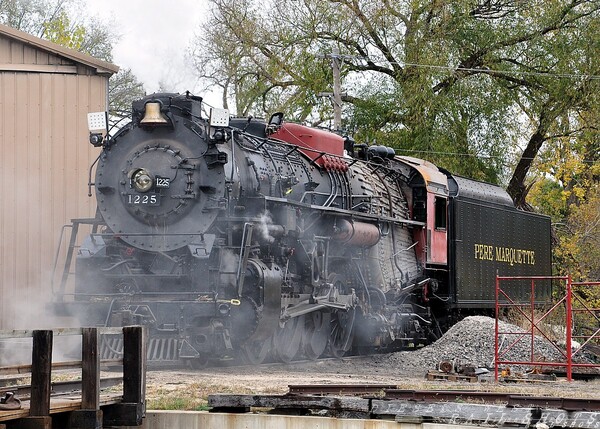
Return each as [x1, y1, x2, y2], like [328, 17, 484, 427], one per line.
[53, 216, 105, 298]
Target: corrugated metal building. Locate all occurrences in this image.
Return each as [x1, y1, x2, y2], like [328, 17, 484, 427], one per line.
[0, 23, 119, 329]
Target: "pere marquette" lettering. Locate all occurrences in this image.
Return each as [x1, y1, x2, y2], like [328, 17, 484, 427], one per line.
[474, 244, 535, 266]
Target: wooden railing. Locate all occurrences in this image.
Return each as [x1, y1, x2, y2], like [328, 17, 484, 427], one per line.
[0, 326, 146, 429]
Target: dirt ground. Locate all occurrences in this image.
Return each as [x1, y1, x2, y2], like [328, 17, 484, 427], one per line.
[143, 355, 600, 410]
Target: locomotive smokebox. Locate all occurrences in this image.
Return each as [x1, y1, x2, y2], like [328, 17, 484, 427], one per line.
[94, 93, 226, 252]
[332, 219, 380, 247]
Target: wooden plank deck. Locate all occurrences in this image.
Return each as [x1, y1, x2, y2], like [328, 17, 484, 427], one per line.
[0, 393, 122, 422]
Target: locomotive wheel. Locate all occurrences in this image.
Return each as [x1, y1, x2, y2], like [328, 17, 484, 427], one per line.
[329, 308, 356, 358]
[303, 311, 330, 360]
[272, 316, 304, 363]
[241, 338, 271, 365]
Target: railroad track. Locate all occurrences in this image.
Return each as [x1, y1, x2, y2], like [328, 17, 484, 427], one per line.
[0, 376, 123, 401]
[208, 383, 600, 428]
[287, 384, 600, 411]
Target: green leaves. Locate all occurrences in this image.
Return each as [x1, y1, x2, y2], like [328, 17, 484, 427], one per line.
[42, 11, 85, 50]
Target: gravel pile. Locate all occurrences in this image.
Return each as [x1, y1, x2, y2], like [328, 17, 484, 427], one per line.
[371, 315, 572, 374]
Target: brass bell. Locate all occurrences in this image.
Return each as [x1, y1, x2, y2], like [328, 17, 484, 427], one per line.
[140, 102, 168, 125]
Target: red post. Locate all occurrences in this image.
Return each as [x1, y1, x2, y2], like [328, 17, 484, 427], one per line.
[566, 275, 573, 381]
[530, 279, 535, 363]
[494, 274, 499, 382]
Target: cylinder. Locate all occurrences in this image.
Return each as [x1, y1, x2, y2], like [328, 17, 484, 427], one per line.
[332, 219, 380, 247]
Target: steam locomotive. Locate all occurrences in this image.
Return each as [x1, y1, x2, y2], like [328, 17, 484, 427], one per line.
[55, 92, 552, 367]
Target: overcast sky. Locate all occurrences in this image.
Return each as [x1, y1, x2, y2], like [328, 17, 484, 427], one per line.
[82, 0, 221, 106]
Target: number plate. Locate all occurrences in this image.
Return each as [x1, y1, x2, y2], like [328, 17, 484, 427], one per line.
[155, 176, 171, 189]
[126, 194, 160, 206]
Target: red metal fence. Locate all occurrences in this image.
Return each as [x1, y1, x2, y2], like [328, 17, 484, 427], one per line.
[495, 275, 600, 381]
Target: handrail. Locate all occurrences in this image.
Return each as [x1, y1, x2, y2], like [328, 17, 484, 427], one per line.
[495, 275, 600, 381]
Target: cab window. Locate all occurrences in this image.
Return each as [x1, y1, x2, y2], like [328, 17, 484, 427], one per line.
[435, 196, 447, 230]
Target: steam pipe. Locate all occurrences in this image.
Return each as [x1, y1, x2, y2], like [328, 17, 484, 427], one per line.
[332, 219, 380, 247]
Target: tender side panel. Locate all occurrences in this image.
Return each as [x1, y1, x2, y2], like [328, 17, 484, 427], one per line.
[452, 199, 552, 308]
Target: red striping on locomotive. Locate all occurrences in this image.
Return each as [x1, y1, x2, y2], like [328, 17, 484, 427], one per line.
[271, 122, 345, 167]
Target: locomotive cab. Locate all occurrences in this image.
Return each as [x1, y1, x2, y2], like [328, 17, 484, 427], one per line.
[397, 156, 449, 267]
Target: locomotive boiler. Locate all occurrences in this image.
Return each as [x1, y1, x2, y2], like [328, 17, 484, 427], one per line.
[55, 92, 552, 367]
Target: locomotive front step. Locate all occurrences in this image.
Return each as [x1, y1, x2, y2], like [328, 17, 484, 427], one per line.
[101, 335, 179, 362]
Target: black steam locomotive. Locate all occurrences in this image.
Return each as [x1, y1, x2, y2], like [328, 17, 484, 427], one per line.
[55, 92, 552, 367]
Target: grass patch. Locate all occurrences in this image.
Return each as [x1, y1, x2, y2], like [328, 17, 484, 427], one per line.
[147, 395, 208, 411]
[145, 379, 285, 411]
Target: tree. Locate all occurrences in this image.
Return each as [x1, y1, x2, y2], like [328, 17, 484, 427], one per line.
[0, 0, 67, 36]
[193, 0, 600, 187]
[504, 6, 600, 206]
[528, 96, 600, 280]
[554, 185, 600, 282]
[108, 68, 145, 128]
[1, 0, 145, 127]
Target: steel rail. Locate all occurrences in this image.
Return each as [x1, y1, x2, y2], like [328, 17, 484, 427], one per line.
[287, 384, 600, 412]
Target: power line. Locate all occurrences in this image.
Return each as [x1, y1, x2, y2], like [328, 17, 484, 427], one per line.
[403, 61, 600, 81]
[397, 148, 516, 159]
[396, 148, 599, 164]
[327, 54, 600, 81]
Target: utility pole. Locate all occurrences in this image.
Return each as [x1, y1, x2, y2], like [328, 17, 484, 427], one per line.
[331, 47, 343, 130]
[317, 47, 346, 131]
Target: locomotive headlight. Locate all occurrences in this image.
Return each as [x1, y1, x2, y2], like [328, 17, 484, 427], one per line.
[131, 168, 154, 193]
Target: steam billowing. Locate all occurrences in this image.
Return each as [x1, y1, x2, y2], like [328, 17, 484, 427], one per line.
[0, 276, 82, 366]
[257, 212, 276, 243]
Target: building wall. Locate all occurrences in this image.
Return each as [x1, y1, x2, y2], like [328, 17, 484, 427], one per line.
[0, 35, 109, 329]
[0, 26, 97, 74]
[125, 411, 467, 429]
